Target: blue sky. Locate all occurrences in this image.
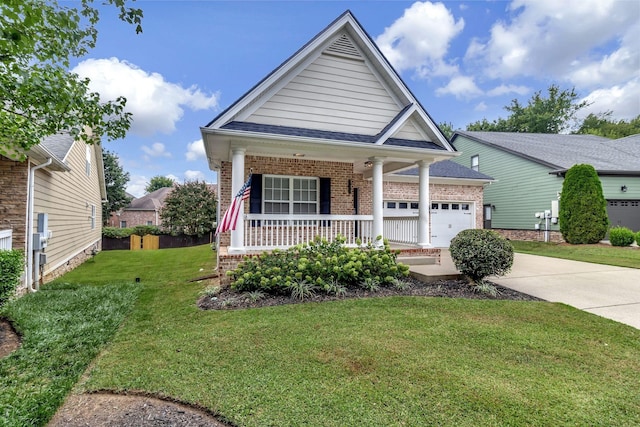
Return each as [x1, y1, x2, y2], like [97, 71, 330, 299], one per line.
[68, 0, 640, 197]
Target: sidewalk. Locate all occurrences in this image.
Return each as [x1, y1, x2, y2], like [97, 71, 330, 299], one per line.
[410, 251, 640, 329]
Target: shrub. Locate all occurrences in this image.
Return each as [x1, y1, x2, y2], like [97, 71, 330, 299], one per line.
[636, 231, 640, 246]
[228, 235, 410, 296]
[559, 164, 609, 244]
[609, 226, 635, 247]
[0, 250, 24, 306]
[132, 225, 163, 236]
[102, 227, 134, 238]
[449, 229, 514, 284]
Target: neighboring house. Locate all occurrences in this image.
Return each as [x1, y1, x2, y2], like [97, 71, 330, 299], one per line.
[0, 133, 106, 292]
[109, 187, 173, 228]
[200, 11, 490, 279]
[450, 131, 640, 241]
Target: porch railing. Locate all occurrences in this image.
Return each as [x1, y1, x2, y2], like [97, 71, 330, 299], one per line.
[383, 217, 419, 245]
[244, 214, 374, 250]
[0, 229, 12, 251]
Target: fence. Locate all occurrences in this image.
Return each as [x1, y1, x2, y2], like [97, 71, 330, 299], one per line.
[102, 233, 212, 251]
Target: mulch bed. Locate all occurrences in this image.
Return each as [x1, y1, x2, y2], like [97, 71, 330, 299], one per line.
[0, 318, 20, 358]
[198, 277, 543, 310]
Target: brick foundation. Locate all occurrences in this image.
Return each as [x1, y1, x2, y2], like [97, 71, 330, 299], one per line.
[493, 228, 565, 243]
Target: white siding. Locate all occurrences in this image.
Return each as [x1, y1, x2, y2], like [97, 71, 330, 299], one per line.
[33, 142, 102, 276]
[248, 53, 402, 135]
[393, 119, 424, 141]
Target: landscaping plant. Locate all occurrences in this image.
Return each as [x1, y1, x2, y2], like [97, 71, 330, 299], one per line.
[228, 235, 409, 298]
[609, 226, 635, 247]
[636, 231, 640, 246]
[0, 250, 24, 307]
[449, 229, 514, 287]
[559, 164, 609, 244]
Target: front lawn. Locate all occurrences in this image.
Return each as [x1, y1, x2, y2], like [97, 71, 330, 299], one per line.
[69, 246, 639, 426]
[511, 240, 640, 269]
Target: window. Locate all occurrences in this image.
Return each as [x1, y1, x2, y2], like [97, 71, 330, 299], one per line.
[461, 203, 470, 211]
[471, 155, 479, 172]
[120, 221, 127, 228]
[410, 202, 419, 210]
[386, 202, 396, 209]
[431, 203, 438, 210]
[147, 221, 153, 226]
[441, 203, 449, 210]
[263, 175, 318, 214]
[90, 204, 96, 229]
[452, 203, 459, 210]
[85, 146, 92, 177]
[399, 202, 408, 209]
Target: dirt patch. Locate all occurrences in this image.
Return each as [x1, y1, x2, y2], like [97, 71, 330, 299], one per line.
[48, 393, 230, 427]
[0, 318, 20, 358]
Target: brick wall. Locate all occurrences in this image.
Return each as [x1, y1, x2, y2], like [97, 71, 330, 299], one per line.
[110, 210, 158, 228]
[0, 156, 28, 251]
[494, 228, 565, 243]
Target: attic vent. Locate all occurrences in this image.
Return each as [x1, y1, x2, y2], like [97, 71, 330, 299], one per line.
[324, 33, 363, 59]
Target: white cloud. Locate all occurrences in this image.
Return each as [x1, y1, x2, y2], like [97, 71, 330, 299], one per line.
[141, 142, 172, 160]
[465, 0, 639, 84]
[166, 174, 180, 183]
[474, 102, 488, 112]
[73, 57, 219, 136]
[436, 75, 483, 99]
[486, 84, 530, 97]
[186, 139, 206, 161]
[184, 170, 206, 181]
[376, 1, 464, 77]
[579, 77, 640, 121]
[126, 175, 148, 198]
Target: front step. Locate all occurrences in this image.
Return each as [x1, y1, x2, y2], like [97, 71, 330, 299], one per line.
[397, 256, 438, 266]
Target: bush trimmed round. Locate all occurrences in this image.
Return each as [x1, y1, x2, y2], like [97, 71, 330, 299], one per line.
[449, 229, 514, 284]
[609, 226, 635, 247]
[636, 231, 640, 247]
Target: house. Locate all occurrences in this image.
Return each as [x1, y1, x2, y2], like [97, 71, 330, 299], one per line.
[201, 11, 490, 280]
[450, 131, 640, 241]
[109, 187, 172, 228]
[0, 132, 106, 292]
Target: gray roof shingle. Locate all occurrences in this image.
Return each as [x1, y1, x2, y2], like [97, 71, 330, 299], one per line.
[40, 132, 76, 162]
[396, 160, 493, 180]
[453, 131, 640, 173]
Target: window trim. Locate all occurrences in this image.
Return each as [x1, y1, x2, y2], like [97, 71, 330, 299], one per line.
[262, 174, 319, 215]
[90, 204, 96, 229]
[471, 155, 479, 172]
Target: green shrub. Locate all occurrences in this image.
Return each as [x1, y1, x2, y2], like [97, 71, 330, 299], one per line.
[228, 235, 409, 295]
[449, 229, 514, 284]
[132, 225, 163, 236]
[609, 226, 635, 247]
[559, 164, 609, 244]
[0, 250, 24, 306]
[102, 227, 134, 238]
[636, 231, 640, 246]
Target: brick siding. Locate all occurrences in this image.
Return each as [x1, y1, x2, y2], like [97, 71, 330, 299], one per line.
[493, 228, 565, 243]
[110, 210, 158, 228]
[0, 156, 28, 251]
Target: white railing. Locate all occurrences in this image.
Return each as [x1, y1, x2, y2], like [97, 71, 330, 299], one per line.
[0, 229, 12, 251]
[383, 217, 418, 245]
[244, 214, 374, 250]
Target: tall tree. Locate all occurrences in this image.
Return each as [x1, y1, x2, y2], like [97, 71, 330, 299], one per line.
[467, 85, 589, 133]
[0, 0, 143, 158]
[575, 112, 640, 139]
[160, 181, 216, 236]
[102, 150, 131, 224]
[145, 176, 176, 194]
[438, 121, 455, 139]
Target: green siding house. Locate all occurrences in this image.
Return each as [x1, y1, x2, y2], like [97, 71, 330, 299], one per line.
[450, 132, 640, 240]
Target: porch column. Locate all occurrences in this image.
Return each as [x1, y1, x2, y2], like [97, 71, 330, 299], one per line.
[371, 157, 384, 246]
[229, 147, 246, 254]
[417, 160, 431, 248]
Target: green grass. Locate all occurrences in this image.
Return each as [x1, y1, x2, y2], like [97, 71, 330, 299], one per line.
[3, 245, 640, 426]
[512, 240, 640, 269]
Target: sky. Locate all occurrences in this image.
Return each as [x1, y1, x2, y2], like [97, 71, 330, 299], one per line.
[67, 0, 640, 197]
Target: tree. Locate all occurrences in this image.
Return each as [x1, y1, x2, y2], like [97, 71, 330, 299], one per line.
[0, 0, 143, 158]
[575, 112, 640, 139]
[467, 85, 589, 133]
[102, 150, 131, 224]
[160, 181, 216, 236]
[145, 176, 176, 194]
[438, 121, 455, 139]
[559, 164, 609, 244]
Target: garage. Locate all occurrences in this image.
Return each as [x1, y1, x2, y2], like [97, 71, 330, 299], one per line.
[607, 200, 640, 231]
[383, 200, 474, 247]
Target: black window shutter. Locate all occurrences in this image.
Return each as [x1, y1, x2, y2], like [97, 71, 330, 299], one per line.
[319, 177, 331, 214]
[249, 174, 262, 226]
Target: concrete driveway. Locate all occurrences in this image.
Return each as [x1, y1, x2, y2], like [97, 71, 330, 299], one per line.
[492, 253, 640, 329]
[410, 251, 640, 329]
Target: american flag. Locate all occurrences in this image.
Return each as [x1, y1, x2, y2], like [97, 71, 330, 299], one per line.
[216, 173, 252, 235]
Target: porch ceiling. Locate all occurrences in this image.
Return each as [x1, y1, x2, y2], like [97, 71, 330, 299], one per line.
[201, 128, 458, 175]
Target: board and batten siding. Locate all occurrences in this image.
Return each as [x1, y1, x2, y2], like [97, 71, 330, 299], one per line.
[452, 136, 563, 230]
[33, 142, 102, 278]
[247, 53, 407, 136]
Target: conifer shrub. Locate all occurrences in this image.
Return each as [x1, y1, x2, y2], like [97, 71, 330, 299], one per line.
[449, 229, 513, 284]
[559, 164, 609, 244]
[0, 250, 24, 307]
[636, 231, 640, 246]
[228, 235, 409, 296]
[609, 226, 635, 247]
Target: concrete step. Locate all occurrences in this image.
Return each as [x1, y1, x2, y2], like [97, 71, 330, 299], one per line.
[397, 255, 438, 266]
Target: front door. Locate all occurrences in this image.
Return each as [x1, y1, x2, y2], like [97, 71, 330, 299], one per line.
[483, 204, 492, 229]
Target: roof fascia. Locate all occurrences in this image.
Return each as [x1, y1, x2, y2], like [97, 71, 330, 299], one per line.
[29, 144, 70, 172]
[375, 104, 416, 145]
[95, 143, 107, 201]
[385, 173, 493, 186]
[451, 132, 561, 170]
[549, 169, 640, 177]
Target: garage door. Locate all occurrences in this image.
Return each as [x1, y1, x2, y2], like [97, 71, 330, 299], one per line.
[430, 202, 474, 247]
[607, 200, 640, 231]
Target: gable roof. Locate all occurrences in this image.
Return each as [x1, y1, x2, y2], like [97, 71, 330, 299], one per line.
[127, 187, 174, 211]
[397, 159, 494, 180]
[202, 10, 456, 173]
[452, 131, 640, 174]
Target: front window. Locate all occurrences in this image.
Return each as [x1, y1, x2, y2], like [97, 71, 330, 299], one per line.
[263, 175, 318, 214]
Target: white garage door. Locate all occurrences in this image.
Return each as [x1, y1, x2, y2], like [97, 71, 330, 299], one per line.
[430, 202, 473, 247]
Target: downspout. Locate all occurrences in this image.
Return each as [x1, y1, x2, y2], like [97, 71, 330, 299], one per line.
[26, 158, 52, 292]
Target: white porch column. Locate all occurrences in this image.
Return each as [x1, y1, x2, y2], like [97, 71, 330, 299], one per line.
[229, 147, 246, 254]
[371, 157, 384, 246]
[417, 160, 431, 248]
